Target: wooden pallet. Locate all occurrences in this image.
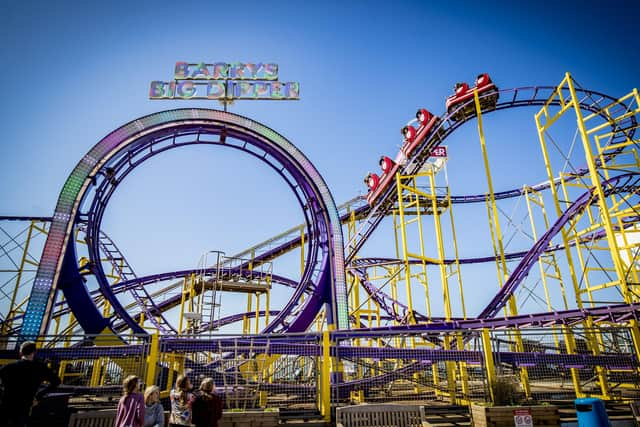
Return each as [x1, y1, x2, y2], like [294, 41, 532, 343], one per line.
[336, 404, 422, 427]
[420, 405, 471, 426]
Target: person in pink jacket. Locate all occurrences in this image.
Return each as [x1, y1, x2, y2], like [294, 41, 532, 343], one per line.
[115, 375, 145, 427]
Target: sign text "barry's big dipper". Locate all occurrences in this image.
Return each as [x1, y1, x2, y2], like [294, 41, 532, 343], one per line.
[149, 62, 300, 101]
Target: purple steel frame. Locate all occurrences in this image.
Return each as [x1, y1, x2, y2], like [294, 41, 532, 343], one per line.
[343, 85, 637, 325]
[20, 109, 348, 340]
[346, 85, 637, 263]
[16, 84, 638, 341]
[478, 172, 640, 320]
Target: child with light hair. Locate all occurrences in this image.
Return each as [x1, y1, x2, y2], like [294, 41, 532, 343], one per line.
[169, 375, 194, 426]
[143, 385, 163, 427]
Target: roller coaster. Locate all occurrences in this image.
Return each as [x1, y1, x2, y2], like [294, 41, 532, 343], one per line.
[1, 72, 640, 414]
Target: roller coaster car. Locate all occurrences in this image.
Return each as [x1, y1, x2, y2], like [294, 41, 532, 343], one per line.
[400, 108, 441, 159]
[363, 108, 441, 207]
[364, 172, 380, 191]
[445, 73, 499, 121]
[365, 156, 399, 206]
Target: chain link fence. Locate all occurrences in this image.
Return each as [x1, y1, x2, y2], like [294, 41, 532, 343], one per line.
[156, 334, 320, 410]
[330, 327, 640, 405]
[0, 326, 638, 410]
[0, 334, 149, 398]
[332, 330, 489, 404]
[486, 327, 640, 402]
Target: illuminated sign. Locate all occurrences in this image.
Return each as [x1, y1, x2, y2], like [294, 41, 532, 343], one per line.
[150, 62, 299, 101]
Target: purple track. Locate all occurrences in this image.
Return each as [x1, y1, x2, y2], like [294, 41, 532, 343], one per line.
[8, 82, 639, 397]
[19, 109, 347, 340]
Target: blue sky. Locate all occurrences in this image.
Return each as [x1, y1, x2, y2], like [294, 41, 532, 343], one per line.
[1, 0, 638, 326]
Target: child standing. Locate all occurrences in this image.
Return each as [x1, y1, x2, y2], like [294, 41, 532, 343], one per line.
[115, 375, 145, 427]
[143, 385, 164, 427]
[169, 375, 194, 426]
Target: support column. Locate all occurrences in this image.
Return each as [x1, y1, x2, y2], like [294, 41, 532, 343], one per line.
[145, 332, 160, 387]
[481, 329, 497, 403]
[474, 90, 530, 398]
[319, 330, 332, 422]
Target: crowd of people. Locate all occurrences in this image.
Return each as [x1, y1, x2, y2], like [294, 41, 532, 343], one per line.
[114, 373, 224, 427]
[0, 341, 224, 427]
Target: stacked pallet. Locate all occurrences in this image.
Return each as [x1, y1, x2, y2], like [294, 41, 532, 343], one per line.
[420, 405, 471, 426]
[219, 410, 280, 427]
[470, 404, 559, 427]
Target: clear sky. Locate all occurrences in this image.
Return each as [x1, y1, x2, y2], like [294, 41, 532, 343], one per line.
[1, 0, 638, 327]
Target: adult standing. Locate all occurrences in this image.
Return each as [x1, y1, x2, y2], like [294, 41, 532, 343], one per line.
[191, 377, 224, 427]
[115, 375, 145, 427]
[0, 341, 61, 427]
[169, 375, 194, 426]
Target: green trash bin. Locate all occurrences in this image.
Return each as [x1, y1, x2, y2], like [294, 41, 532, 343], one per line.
[575, 398, 610, 426]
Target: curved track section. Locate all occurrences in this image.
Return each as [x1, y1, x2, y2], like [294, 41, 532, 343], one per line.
[109, 269, 300, 332]
[349, 267, 428, 324]
[343, 85, 637, 325]
[478, 172, 640, 319]
[350, 169, 640, 329]
[14, 84, 637, 341]
[104, 86, 635, 332]
[20, 109, 347, 339]
[349, 224, 621, 322]
[341, 302, 640, 334]
[76, 223, 177, 334]
[347, 85, 637, 264]
[6, 268, 301, 333]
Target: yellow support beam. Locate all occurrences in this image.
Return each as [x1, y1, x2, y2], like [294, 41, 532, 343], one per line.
[2, 220, 38, 337]
[145, 332, 160, 387]
[565, 74, 632, 304]
[474, 89, 530, 398]
[320, 330, 331, 422]
[481, 329, 497, 403]
[425, 169, 457, 403]
[534, 74, 640, 399]
[395, 173, 417, 325]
